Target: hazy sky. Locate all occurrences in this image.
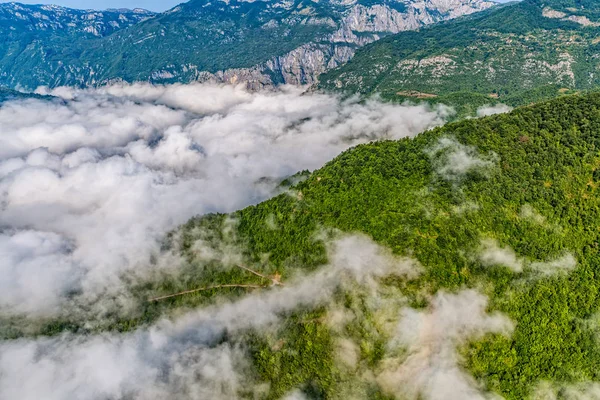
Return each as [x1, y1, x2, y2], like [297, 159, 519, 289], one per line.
[3, 0, 516, 12]
[3, 1, 183, 11]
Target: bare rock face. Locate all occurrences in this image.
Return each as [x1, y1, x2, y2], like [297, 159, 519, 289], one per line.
[0, 0, 495, 90]
[197, 68, 274, 91]
[208, 0, 495, 89]
[543, 7, 600, 27]
[0, 3, 155, 37]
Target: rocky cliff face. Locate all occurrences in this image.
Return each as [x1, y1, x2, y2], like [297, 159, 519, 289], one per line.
[0, 3, 155, 37]
[0, 0, 494, 90]
[198, 0, 495, 88]
[316, 0, 600, 111]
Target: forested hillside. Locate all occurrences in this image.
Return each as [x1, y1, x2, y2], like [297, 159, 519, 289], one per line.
[0, 0, 494, 90]
[8, 92, 600, 399]
[319, 0, 600, 114]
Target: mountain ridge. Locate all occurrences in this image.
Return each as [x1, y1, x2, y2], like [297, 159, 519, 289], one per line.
[0, 86, 50, 101]
[317, 0, 600, 110]
[0, 2, 155, 36]
[0, 0, 495, 89]
[9, 90, 600, 399]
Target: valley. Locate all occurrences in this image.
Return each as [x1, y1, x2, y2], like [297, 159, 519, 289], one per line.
[3, 0, 600, 399]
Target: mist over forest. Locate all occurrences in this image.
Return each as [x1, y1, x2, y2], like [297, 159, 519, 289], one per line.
[3, 0, 600, 399]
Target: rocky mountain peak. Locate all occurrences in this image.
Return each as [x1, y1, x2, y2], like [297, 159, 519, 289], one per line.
[0, 2, 156, 37]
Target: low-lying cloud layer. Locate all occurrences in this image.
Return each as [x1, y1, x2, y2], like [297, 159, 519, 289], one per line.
[0, 82, 450, 317]
[0, 234, 418, 400]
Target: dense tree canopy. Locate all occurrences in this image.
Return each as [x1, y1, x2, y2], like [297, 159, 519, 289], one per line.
[6, 92, 600, 399]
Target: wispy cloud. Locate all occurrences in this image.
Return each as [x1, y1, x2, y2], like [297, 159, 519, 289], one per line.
[477, 238, 577, 276]
[533, 381, 600, 400]
[478, 239, 524, 273]
[0, 234, 419, 400]
[476, 104, 512, 118]
[426, 137, 496, 183]
[378, 290, 513, 400]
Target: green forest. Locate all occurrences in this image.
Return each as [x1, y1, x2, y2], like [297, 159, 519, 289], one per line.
[319, 0, 600, 116]
[0, 0, 339, 89]
[6, 91, 600, 399]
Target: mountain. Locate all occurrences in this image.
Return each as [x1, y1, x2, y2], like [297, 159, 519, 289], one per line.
[0, 0, 495, 90]
[14, 91, 600, 399]
[0, 3, 155, 37]
[0, 86, 50, 102]
[318, 0, 600, 112]
[0, 3, 156, 88]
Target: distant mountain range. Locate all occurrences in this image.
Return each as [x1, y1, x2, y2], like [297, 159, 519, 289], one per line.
[318, 0, 600, 112]
[0, 0, 495, 90]
[0, 3, 155, 36]
[7, 2, 600, 399]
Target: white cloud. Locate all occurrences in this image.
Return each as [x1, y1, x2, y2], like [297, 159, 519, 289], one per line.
[169, 233, 421, 334]
[282, 390, 310, 400]
[377, 290, 513, 400]
[520, 204, 546, 225]
[0, 234, 419, 400]
[478, 238, 524, 273]
[0, 230, 79, 315]
[530, 253, 577, 276]
[0, 333, 248, 400]
[0, 82, 448, 317]
[327, 234, 422, 284]
[532, 381, 600, 400]
[426, 137, 495, 183]
[476, 104, 512, 118]
[477, 239, 577, 276]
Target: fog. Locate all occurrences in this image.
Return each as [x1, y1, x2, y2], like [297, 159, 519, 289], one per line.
[378, 290, 513, 400]
[0, 82, 450, 317]
[0, 82, 449, 398]
[426, 137, 496, 183]
[0, 233, 419, 400]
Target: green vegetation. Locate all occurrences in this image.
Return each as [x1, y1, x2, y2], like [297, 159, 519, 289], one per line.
[6, 91, 600, 398]
[250, 308, 336, 399]
[319, 0, 600, 114]
[0, 87, 49, 102]
[0, 0, 340, 89]
[0, 0, 494, 90]
[0, 4, 155, 88]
